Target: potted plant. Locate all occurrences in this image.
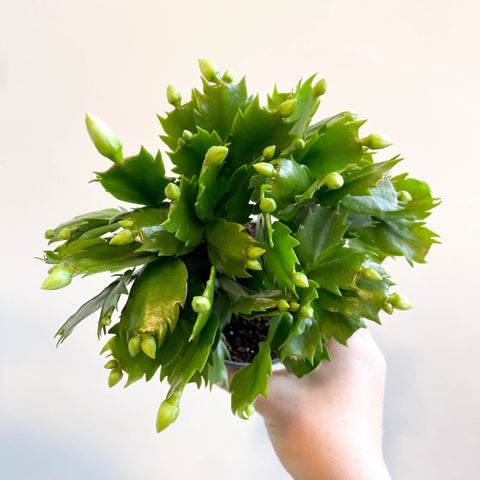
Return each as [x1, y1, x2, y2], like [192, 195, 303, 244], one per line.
[40, 59, 439, 432]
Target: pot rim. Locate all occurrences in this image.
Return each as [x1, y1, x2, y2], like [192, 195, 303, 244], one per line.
[224, 357, 282, 370]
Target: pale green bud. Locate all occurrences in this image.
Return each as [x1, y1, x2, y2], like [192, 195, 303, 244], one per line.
[44, 229, 55, 239]
[41, 267, 72, 290]
[260, 197, 277, 214]
[222, 69, 234, 83]
[362, 267, 383, 281]
[295, 139, 305, 150]
[169, 390, 183, 404]
[47, 263, 66, 274]
[361, 133, 393, 150]
[164, 182, 181, 201]
[382, 302, 393, 315]
[397, 190, 412, 203]
[277, 299, 290, 311]
[85, 113, 123, 163]
[192, 296, 211, 314]
[58, 227, 71, 240]
[247, 246, 266, 259]
[141, 335, 157, 359]
[198, 58, 220, 82]
[182, 129, 194, 141]
[167, 85, 182, 107]
[156, 398, 180, 433]
[244, 403, 255, 417]
[300, 304, 314, 319]
[101, 306, 114, 326]
[263, 145, 276, 159]
[325, 172, 344, 190]
[246, 259, 262, 271]
[128, 335, 142, 357]
[289, 302, 300, 312]
[387, 292, 413, 310]
[253, 162, 275, 177]
[313, 78, 327, 97]
[104, 360, 118, 369]
[205, 145, 229, 166]
[278, 98, 297, 117]
[109, 229, 135, 245]
[108, 368, 123, 387]
[292, 271, 309, 288]
[118, 219, 135, 229]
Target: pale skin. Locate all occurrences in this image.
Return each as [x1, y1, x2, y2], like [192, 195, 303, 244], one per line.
[224, 329, 392, 480]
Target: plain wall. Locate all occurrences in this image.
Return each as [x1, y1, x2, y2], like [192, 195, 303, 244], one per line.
[1, 0, 478, 478]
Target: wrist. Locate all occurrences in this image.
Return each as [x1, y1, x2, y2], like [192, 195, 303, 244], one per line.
[262, 416, 390, 480]
[277, 444, 390, 480]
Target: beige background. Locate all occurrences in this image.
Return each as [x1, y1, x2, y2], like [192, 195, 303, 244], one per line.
[1, 0, 479, 478]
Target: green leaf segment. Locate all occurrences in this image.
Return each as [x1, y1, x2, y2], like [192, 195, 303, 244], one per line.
[40, 59, 440, 432]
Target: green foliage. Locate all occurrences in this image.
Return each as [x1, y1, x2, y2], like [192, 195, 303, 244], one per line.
[280, 318, 329, 378]
[385, 173, 440, 221]
[168, 128, 222, 178]
[314, 303, 365, 346]
[159, 102, 196, 151]
[55, 270, 133, 344]
[122, 207, 183, 255]
[340, 179, 401, 215]
[120, 258, 188, 346]
[166, 313, 219, 394]
[45, 208, 123, 245]
[262, 221, 300, 295]
[296, 206, 348, 269]
[299, 113, 364, 177]
[196, 160, 229, 222]
[205, 220, 255, 278]
[41, 60, 439, 432]
[270, 158, 313, 214]
[193, 77, 250, 140]
[230, 342, 272, 418]
[308, 243, 367, 295]
[221, 165, 255, 223]
[359, 218, 439, 265]
[51, 242, 158, 276]
[228, 96, 295, 168]
[208, 335, 230, 387]
[316, 268, 393, 324]
[190, 266, 216, 341]
[219, 276, 285, 315]
[161, 176, 206, 247]
[95, 148, 169, 206]
[287, 75, 321, 137]
[104, 329, 162, 386]
[317, 157, 402, 207]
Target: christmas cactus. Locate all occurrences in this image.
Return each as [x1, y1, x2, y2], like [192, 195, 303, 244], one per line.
[40, 59, 439, 431]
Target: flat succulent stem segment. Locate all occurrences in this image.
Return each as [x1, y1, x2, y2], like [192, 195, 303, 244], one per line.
[189, 266, 216, 341]
[119, 258, 188, 346]
[42, 61, 439, 431]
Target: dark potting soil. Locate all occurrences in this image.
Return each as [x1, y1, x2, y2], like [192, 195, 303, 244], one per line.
[223, 314, 275, 363]
[223, 221, 275, 364]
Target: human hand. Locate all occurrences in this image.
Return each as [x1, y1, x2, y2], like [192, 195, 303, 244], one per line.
[228, 329, 391, 480]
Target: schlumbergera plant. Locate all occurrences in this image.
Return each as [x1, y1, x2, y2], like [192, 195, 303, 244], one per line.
[41, 59, 439, 432]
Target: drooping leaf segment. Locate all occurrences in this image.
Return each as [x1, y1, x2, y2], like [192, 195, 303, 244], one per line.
[41, 59, 439, 431]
